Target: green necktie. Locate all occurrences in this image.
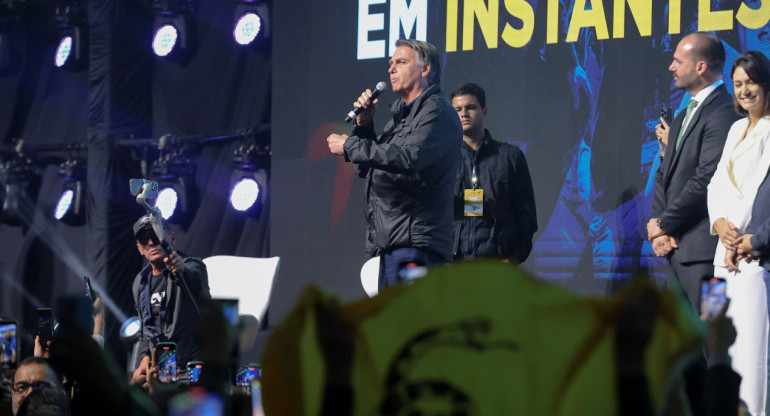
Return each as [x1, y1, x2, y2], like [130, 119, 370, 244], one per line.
[675, 99, 698, 151]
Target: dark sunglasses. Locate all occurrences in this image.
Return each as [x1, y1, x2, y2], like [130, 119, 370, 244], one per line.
[136, 229, 160, 246]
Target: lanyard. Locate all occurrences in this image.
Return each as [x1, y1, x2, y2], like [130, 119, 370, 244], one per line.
[470, 150, 480, 190]
[471, 163, 479, 190]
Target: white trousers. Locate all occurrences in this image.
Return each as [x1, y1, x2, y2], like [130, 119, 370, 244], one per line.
[716, 262, 770, 416]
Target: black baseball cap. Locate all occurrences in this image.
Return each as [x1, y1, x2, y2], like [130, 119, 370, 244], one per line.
[133, 214, 154, 239]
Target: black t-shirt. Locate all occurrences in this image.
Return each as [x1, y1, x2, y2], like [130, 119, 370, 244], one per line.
[149, 272, 167, 335]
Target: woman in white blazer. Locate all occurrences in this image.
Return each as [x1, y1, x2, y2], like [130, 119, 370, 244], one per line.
[707, 50, 770, 416]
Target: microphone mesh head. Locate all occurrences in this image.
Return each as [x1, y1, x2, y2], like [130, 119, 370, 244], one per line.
[376, 81, 387, 92]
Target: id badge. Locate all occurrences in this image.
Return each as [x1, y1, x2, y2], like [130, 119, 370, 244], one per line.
[464, 189, 483, 216]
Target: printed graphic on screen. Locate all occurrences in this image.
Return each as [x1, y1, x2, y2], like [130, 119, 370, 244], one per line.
[158, 346, 177, 383]
[290, 0, 770, 294]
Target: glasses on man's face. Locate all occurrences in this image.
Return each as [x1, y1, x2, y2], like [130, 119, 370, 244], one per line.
[136, 230, 159, 247]
[12, 381, 51, 395]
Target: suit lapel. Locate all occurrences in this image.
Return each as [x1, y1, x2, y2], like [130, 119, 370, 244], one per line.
[663, 85, 727, 184]
[663, 110, 685, 182]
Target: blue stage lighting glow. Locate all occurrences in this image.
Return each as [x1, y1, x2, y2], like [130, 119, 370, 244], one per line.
[120, 316, 141, 339]
[152, 24, 178, 57]
[54, 189, 74, 220]
[54, 36, 72, 67]
[230, 178, 260, 211]
[157, 187, 179, 220]
[233, 12, 261, 45]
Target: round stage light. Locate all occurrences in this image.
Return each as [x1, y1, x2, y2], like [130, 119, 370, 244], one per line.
[233, 12, 261, 45]
[156, 187, 179, 220]
[152, 24, 179, 57]
[54, 189, 74, 220]
[230, 178, 260, 211]
[120, 316, 141, 341]
[54, 36, 73, 67]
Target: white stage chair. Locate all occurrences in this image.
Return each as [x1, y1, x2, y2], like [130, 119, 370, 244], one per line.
[202, 255, 280, 325]
[361, 256, 379, 297]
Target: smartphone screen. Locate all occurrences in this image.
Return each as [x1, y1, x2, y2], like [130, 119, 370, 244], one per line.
[156, 342, 178, 383]
[236, 365, 261, 387]
[700, 277, 727, 320]
[35, 308, 54, 348]
[187, 361, 203, 383]
[0, 320, 18, 369]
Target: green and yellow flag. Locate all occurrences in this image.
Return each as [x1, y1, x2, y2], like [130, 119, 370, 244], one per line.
[263, 261, 704, 416]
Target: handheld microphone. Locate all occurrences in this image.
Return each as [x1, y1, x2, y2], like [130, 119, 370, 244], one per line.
[345, 81, 387, 123]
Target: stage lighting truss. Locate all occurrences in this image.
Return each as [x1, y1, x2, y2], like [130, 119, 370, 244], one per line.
[151, 0, 195, 59]
[54, 159, 85, 225]
[151, 150, 197, 225]
[53, 4, 87, 70]
[232, 1, 270, 47]
[0, 157, 40, 227]
[229, 143, 268, 215]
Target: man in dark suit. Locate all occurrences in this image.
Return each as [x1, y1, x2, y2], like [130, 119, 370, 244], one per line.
[648, 32, 739, 308]
[736, 173, 770, 282]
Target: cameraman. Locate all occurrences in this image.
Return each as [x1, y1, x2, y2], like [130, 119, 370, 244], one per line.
[129, 215, 209, 388]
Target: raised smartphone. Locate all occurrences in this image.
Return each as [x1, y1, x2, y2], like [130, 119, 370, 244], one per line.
[235, 364, 261, 387]
[84, 276, 95, 300]
[700, 277, 727, 320]
[187, 361, 204, 383]
[35, 308, 54, 348]
[0, 319, 18, 368]
[155, 341, 178, 383]
[660, 106, 674, 127]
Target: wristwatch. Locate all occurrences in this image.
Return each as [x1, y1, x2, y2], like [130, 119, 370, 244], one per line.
[657, 218, 663, 230]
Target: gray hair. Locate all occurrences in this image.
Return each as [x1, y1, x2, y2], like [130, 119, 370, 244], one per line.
[395, 39, 441, 85]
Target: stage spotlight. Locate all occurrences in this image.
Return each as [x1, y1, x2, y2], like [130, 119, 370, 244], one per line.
[152, 23, 178, 57]
[228, 142, 268, 215]
[156, 185, 178, 219]
[54, 180, 84, 225]
[230, 176, 260, 211]
[229, 169, 267, 215]
[151, 153, 197, 225]
[0, 159, 40, 226]
[233, 1, 270, 46]
[1, 181, 25, 226]
[53, 5, 87, 70]
[233, 12, 260, 45]
[151, 0, 194, 59]
[152, 177, 196, 224]
[120, 316, 141, 343]
[54, 35, 72, 67]
[54, 159, 86, 225]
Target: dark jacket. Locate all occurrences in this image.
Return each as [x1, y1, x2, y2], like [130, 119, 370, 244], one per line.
[453, 131, 538, 263]
[749, 169, 770, 272]
[343, 84, 462, 262]
[132, 252, 209, 369]
[653, 84, 739, 263]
